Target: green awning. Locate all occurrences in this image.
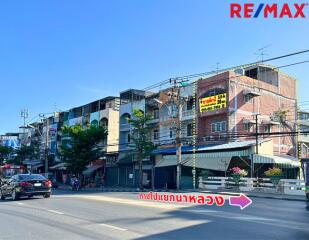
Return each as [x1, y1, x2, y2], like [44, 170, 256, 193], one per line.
[253, 154, 300, 167]
[155, 150, 249, 171]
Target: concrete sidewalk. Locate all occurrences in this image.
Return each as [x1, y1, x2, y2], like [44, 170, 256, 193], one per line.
[55, 185, 307, 202]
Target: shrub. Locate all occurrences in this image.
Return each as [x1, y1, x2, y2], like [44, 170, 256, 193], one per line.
[264, 167, 282, 177]
[231, 166, 248, 177]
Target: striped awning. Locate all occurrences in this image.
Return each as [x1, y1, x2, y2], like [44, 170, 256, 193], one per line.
[253, 154, 300, 167]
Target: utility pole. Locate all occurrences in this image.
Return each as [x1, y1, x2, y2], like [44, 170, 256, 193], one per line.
[39, 114, 49, 178]
[169, 78, 189, 190]
[253, 113, 260, 178]
[176, 89, 182, 190]
[255, 114, 259, 154]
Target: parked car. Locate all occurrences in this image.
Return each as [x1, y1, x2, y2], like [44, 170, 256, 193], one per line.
[0, 174, 52, 200]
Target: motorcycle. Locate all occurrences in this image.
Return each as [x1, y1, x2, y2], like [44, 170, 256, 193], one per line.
[71, 178, 80, 191]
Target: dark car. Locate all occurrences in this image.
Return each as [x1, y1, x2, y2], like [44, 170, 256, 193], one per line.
[0, 174, 52, 200]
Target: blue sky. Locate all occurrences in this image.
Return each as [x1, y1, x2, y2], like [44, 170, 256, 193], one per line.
[0, 0, 308, 134]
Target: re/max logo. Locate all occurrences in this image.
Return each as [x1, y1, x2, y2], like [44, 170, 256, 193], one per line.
[230, 3, 308, 18]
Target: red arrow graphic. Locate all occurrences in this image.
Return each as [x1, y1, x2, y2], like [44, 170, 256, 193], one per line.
[229, 194, 252, 210]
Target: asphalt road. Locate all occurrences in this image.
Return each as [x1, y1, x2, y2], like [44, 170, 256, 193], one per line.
[0, 191, 308, 240]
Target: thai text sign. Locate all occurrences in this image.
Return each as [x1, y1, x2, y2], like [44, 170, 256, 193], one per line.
[199, 93, 227, 112]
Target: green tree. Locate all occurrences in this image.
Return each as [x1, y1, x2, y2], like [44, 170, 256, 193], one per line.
[128, 109, 156, 190]
[60, 125, 108, 175]
[0, 146, 13, 165]
[7, 143, 39, 165]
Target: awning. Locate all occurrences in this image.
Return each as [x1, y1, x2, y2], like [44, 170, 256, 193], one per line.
[243, 89, 261, 96]
[50, 162, 67, 170]
[243, 119, 256, 124]
[82, 165, 103, 175]
[253, 154, 300, 167]
[155, 151, 248, 171]
[152, 140, 266, 155]
[117, 152, 135, 164]
[261, 120, 280, 125]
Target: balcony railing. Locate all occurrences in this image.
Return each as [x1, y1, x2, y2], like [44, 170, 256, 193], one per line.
[120, 123, 131, 131]
[182, 109, 194, 119]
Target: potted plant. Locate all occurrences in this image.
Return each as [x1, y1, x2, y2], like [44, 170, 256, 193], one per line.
[264, 167, 283, 187]
[230, 167, 248, 189]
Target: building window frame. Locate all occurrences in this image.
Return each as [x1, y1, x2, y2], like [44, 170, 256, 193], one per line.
[244, 123, 253, 132]
[153, 129, 159, 140]
[264, 125, 271, 134]
[211, 121, 226, 133]
[169, 128, 174, 139]
[187, 123, 193, 137]
[244, 94, 253, 103]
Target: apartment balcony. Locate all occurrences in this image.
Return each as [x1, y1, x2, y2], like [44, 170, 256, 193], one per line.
[148, 117, 160, 124]
[300, 135, 309, 144]
[120, 123, 131, 131]
[182, 109, 194, 120]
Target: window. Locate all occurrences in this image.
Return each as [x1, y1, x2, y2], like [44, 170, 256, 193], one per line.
[127, 133, 131, 143]
[153, 109, 159, 119]
[244, 123, 252, 132]
[187, 124, 193, 137]
[245, 68, 258, 80]
[153, 129, 159, 140]
[186, 99, 194, 111]
[100, 102, 106, 110]
[211, 121, 226, 133]
[209, 90, 216, 96]
[264, 125, 271, 133]
[169, 128, 174, 138]
[244, 94, 253, 103]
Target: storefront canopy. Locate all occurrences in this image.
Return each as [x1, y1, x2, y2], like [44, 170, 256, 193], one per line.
[152, 140, 267, 155]
[253, 154, 300, 167]
[82, 165, 102, 176]
[156, 150, 250, 171]
[49, 162, 67, 170]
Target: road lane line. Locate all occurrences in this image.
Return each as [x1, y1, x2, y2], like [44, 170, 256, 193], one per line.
[47, 210, 64, 215]
[72, 195, 189, 210]
[16, 203, 25, 205]
[99, 223, 128, 231]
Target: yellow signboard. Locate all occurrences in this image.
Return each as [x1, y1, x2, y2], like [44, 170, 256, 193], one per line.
[199, 93, 227, 113]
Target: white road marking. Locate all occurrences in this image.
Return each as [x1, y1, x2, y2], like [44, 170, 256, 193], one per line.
[16, 203, 25, 205]
[99, 223, 128, 231]
[47, 210, 64, 215]
[73, 195, 188, 210]
[232, 216, 272, 221]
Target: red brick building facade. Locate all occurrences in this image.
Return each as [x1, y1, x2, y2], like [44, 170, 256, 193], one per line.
[197, 64, 297, 156]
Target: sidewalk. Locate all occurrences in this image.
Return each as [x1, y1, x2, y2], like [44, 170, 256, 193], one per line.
[55, 185, 307, 202]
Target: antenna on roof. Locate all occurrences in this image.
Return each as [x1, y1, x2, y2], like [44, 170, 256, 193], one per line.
[255, 44, 272, 62]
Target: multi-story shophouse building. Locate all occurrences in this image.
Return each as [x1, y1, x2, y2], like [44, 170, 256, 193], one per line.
[153, 64, 300, 188]
[21, 97, 120, 183]
[106, 89, 154, 187]
[111, 86, 196, 188]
